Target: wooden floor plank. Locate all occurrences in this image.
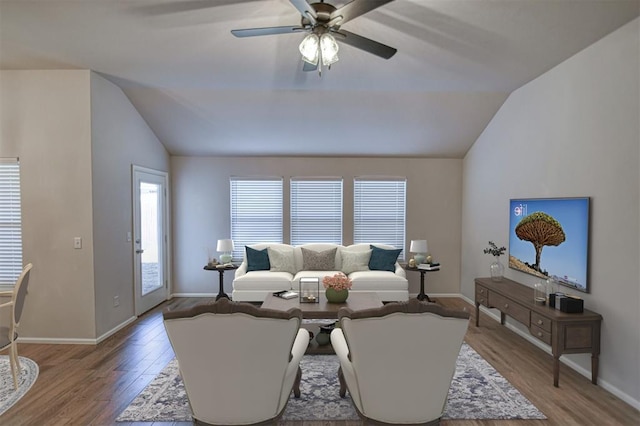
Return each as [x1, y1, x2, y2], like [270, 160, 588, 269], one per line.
[2, 297, 638, 426]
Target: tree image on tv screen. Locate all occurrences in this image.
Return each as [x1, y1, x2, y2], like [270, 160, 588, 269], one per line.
[515, 212, 566, 273]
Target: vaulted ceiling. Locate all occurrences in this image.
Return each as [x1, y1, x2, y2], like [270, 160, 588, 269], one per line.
[1, 0, 638, 157]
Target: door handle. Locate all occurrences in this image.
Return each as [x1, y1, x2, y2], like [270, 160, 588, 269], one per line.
[136, 249, 144, 254]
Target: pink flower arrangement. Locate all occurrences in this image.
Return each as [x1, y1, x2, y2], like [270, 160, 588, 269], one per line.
[322, 273, 353, 291]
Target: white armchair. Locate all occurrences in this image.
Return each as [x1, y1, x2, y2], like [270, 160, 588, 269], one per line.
[163, 298, 309, 425]
[331, 299, 470, 425]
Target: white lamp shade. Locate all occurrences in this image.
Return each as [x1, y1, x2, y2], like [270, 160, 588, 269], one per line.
[299, 34, 319, 65]
[216, 239, 234, 252]
[410, 240, 428, 253]
[320, 33, 339, 66]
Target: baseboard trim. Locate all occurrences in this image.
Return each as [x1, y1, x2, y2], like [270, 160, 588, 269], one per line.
[18, 337, 97, 345]
[96, 316, 137, 344]
[19, 315, 139, 345]
[460, 293, 640, 411]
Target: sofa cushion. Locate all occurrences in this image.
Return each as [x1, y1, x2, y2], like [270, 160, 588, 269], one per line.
[369, 245, 402, 272]
[233, 271, 294, 291]
[349, 270, 408, 291]
[246, 246, 271, 272]
[301, 247, 337, 270]
[268, 246, 297, 274]
[341, 249, 372, 275]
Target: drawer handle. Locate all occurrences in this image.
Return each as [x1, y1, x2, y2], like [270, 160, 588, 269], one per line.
[480, 299, 484, 303]
[538, 332, 543, 337]
[537, 319, 543, 325]
[480, 289, 484, 294]
[504, 303, 509, 309]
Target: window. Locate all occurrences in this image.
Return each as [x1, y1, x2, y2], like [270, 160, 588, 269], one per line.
[230, 178, 283, 260]
[354, 177, 406, 259]
[291, 178, 343, 245]
[0, 158, 23, 286]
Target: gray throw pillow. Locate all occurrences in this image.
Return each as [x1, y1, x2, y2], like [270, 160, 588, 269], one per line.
[301, 247, 337, 271]
[267, 247, 297, 274]
[341, 249, 372, 275]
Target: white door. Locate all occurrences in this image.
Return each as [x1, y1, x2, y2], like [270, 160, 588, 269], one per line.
[133, 166, 169, 315]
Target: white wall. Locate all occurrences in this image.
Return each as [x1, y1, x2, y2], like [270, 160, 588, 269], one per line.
[0, 70, 97, 339]
[171, 157, 463, 296]
[90, 73, 170, 338]
[462, 19, 639, 406]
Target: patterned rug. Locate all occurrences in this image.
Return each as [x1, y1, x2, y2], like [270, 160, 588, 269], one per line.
[0, 355, 39, 416]
[117, 343, 546, 422]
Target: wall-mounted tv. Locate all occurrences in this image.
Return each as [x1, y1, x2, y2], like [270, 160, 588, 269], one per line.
[509, 197, 590, 293]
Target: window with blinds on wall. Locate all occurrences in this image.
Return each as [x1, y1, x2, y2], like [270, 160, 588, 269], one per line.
[354, 177, 406, 259]
[230, 177, 283, 260]
[290, 178, 343, 245]
[0, 158, 23, 286]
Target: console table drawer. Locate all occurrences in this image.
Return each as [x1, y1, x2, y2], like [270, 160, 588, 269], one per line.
[476, 285, 489, 307]
[531, 312, 552, 333]
[530, 325, 552, 345]
[488, 292, 530, 326]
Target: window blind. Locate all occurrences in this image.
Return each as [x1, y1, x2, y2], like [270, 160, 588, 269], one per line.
[230, 177, 283, 260]
[0, 158, 23, 285]
[291, 178, 343, 245]
[354, 178, 406, 259]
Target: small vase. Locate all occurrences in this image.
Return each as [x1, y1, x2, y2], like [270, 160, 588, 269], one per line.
[315, 324, 334, 346]
[490, 257, 504, 282]
[325, 288, 349, 303]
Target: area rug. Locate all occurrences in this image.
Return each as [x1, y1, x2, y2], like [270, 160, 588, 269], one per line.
[116, 343, 546, 422]
[0, 355, 39, 416]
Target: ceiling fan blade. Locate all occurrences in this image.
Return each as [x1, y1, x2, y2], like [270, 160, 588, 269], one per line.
[231, 26, 305, 37]
[335, 30, 397, 59]
[302, 61, 318, 72]
[330, 0, 395, 26]
[289, 0, 318, 23]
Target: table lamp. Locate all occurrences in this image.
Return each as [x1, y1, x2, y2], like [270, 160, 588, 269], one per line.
[217, 239, 234, 264]
[410, 240, 428, 265]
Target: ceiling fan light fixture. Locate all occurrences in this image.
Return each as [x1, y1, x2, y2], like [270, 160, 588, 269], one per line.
[320, 33, 339, 66]
[299, 33, 320, 65]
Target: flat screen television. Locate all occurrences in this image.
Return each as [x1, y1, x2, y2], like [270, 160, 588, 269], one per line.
[508, 197, 590, 293]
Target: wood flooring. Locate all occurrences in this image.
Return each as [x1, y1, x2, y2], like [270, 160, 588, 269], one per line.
[2, 297, 638, 426]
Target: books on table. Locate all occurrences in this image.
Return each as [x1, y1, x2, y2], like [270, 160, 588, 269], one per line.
[273, 290, 298, 299]
[418, 263, 440, 271]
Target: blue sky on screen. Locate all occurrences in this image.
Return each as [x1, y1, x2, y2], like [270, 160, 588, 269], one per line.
[509, 198, 589, 288]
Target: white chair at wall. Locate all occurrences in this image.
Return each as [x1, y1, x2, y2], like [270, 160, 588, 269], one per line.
[163, 298, 309, 425]
[331, 298, 470, 425]
[0, 263, 33, 390]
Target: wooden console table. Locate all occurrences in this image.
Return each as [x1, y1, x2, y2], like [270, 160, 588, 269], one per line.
[475, 277, 602, 387]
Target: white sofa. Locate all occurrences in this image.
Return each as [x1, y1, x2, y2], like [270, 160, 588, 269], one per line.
[232, 243, 409, 302]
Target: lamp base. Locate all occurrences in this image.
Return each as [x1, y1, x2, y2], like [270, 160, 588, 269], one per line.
[414, 254, 426, 265]
[220, 254, 233, 264]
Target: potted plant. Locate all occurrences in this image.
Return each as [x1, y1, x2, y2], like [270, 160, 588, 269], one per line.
[484, 241, 506, 282]
[322, 273, 353, 303]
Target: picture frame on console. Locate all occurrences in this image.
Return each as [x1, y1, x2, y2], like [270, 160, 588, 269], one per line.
[508, 197, 590, 293]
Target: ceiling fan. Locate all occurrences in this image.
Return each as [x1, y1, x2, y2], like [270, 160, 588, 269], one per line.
[231, 0, 397, 75]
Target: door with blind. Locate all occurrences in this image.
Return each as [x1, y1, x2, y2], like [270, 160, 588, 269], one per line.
[132, 166, 169, 315]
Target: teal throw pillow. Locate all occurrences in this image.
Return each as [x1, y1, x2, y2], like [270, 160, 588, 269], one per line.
[246, 246, 270, 272]
[368, 245, 402, 272]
